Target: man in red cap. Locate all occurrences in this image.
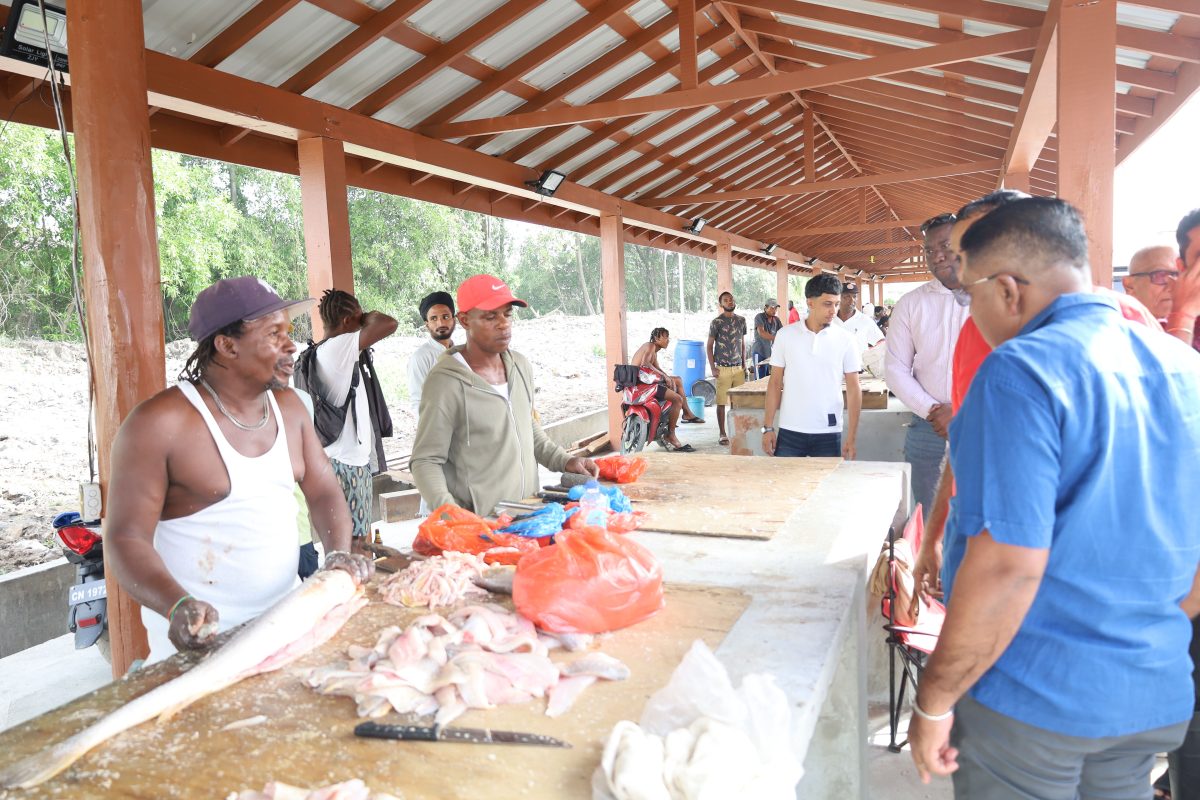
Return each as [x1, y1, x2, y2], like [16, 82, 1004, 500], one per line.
[104, 276, 373, 664]
[411, 274, 599, 515]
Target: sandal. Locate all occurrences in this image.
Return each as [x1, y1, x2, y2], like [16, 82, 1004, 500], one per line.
[682, 416, 704, 424]
[718, 436, 729, 446]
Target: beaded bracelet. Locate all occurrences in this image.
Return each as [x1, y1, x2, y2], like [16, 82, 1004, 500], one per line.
[911, 698, 954, 722]
[167, 593, 193, 624]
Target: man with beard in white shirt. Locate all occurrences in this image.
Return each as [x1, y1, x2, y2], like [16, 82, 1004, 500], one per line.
[408, 291, 456, 415]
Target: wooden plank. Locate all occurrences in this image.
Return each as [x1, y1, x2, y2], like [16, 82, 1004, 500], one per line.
[619, 451, 840, 539]
[727, 376, 889, 409]
[0, 584, 750, 799]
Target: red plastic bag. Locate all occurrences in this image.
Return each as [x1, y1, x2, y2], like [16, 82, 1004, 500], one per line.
[596, 456, 647, 484]
[513, 526, 664, 633]
[414, 505, 538, 559]
[563, 508, 646, 534]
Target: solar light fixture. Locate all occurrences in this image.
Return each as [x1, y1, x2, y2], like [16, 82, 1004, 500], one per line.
[526, 169, 565, 197]
[684, 217, 707, 234]
[762, 243, 777, 256]
[804, 256, 818, 265]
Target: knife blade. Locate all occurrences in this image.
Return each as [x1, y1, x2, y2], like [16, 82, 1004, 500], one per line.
[354, 721, 571, 748]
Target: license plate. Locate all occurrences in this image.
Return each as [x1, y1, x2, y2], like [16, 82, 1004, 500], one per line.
[68, 581, 107, 606]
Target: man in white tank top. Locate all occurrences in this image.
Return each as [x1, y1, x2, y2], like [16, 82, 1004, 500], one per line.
[104, 277, 374, 663]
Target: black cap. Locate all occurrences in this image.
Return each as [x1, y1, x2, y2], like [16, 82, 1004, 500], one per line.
[419, 291, 455, 320]
[842, 281, 858, 294]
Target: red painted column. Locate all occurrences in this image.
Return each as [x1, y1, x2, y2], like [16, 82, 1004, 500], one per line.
[600, 214, 628, 448]
[299, 136, 355, 338]
[1057, 0, 1116, 286]
[68, 0, 165, 676]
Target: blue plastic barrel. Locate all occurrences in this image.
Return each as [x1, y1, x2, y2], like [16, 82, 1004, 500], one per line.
[674, 340, 705, 399]
[686, 396, 705, 420]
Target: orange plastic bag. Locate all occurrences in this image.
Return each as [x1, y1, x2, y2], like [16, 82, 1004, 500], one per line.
[513, 526, 664, 634]
[414, 505, 538, 559]
[596, 456, 647, 484]
[563, 508, 646, 534]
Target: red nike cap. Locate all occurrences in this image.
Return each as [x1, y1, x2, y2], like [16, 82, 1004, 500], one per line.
[457, 274, 529, 313]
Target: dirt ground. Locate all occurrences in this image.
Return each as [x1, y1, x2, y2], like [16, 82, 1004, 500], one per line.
[0, 309, 721, 574]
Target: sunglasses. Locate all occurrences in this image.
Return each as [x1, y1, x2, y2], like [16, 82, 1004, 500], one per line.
[1127, 269, 1178, 286]
[920, 213, 957, 236]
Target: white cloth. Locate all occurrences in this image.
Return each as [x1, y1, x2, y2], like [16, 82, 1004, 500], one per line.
[453, 352, 509, 398]
[143, 381, 300, 663]
[883, 279, 969, 418]
[312, 332, 371, 466]
[769, 323, 861, 434]
[835, 309, 885, 353]
[407, 338, 449, 414]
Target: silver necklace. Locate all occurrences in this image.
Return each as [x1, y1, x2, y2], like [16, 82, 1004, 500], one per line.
[199, 378, 269, 431]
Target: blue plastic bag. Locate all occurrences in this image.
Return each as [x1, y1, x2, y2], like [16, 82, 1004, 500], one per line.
[567, 484, 632, 513]
[498, 503, 566, 538]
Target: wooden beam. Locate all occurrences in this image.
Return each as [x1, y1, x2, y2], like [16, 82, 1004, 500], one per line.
[1116, 25, 1200, 64]
[420, 27, 1041, 138]
[280, 0, 432, 94]
[351, 0, 543, 116]
[751, 218, 924, 238]
[298, 137, 355, 338]
[803, 106, 815, 182]
[1001, 2, 1059, 185]
[189, 0, 301, 68]
[815, 241, 922, 254]
[717, 242, 733, 295]
[645, 160, 1001, 206]
[1057, 0, 1115, 287]
[68, 0, 164, 677]
[776, 255, 789, 309]
[679, 0, 699, 90]
[1120, 0, 1200, 19]
[1118, 62, 1200, 164]
[600, 213, 628, 448]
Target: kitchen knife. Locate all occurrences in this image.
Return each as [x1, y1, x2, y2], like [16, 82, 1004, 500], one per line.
[354, 721, 570, 748]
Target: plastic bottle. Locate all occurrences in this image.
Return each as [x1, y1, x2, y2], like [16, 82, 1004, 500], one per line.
[578, 480, 610, 528]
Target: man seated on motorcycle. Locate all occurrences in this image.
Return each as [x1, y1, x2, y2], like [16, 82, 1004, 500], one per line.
[630, 328, 701, 452]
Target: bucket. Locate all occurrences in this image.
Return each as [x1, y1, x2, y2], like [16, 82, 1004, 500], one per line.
[674, 339, 705, 400]
[686, 396, 705, 420]
[691, 378, 717, 408]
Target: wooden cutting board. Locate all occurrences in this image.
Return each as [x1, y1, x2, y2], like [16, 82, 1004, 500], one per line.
[0, 583, 750, 800]
[618, 450, 839, 540]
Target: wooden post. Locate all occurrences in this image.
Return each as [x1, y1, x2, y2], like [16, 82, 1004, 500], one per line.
[600, 213, 628, 449]
[775, 256, 788, 315]
[716, 242, 733, 298]
[68, 0, 165, 677]
[1057, 0, 1116, 286]
[1004, 171, 1031, 193]
[299, 136, 355, 338]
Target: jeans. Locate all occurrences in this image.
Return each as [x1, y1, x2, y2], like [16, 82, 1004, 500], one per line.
[774, 428, 841, 457]
[951, 695, 1187, 800]
[904, 414, 946, 514]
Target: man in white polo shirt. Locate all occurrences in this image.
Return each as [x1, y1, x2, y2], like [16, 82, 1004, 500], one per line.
[761, 274, 862, 459]
[835, 281, 885, 354]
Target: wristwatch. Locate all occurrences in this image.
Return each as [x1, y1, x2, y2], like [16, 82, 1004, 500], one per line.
[761, 426, 774, 434]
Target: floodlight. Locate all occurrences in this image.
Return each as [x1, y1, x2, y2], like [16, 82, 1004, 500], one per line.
[526, 169, 565, 197]
[762, 243, 777, 256]
[684, 217, 707, 234]
[804, 256, 818, 265]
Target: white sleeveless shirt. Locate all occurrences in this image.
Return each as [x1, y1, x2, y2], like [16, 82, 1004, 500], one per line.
[142, 381, 300, 663]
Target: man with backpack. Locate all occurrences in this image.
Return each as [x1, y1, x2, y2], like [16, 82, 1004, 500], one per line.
[294, 289, 396, 544]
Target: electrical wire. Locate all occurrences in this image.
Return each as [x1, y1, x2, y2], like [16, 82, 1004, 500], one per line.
[0, 67, 48, 142]
[35, 0, 96, 483]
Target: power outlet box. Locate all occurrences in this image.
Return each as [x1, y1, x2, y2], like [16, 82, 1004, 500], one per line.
[79, 482, 102, 523]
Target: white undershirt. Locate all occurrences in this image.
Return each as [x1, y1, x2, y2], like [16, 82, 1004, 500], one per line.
[454, 353, 509, 398]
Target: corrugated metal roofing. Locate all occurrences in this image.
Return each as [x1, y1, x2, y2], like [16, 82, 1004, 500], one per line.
[407, 0, 509, 42]
[374, 67, 480, 128]
[142, 0, 259, 58]
[470, 0, 589, 70]
[564, 51, 655, 105]
[522, 24, 625, 90]
[217, 4, 355, 87]
[304, 38, 422, 108]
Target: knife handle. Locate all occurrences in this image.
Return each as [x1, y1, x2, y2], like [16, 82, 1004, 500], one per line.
[354, 722, 438, 741]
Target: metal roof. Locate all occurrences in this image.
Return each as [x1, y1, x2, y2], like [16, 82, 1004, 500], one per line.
[8, 0, 1193, 278]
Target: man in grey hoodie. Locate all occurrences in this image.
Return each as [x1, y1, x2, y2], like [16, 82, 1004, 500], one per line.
[411, 274, 599, 515]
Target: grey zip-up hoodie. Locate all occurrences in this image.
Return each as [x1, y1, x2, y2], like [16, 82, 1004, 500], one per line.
[410, 346, 571, 515]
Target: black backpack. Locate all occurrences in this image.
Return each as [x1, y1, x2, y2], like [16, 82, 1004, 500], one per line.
[293, 339, 359, 447]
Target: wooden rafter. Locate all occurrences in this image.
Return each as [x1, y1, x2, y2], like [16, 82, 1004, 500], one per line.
[189, 0, 301, 68]
[419, 27, 1041, 138]
[1000, 2, 1059, 184]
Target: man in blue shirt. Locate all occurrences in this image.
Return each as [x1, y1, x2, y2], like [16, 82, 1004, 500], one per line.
[908, 197, 1200, 798]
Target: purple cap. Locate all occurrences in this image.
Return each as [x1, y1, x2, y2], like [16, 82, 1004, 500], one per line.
[188, 276, 315, 342]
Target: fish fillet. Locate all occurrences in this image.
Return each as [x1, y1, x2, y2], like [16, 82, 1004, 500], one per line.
[0, 570, 367, 790]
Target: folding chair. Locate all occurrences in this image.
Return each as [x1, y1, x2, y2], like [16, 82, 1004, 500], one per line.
[879, 504, 945, 752]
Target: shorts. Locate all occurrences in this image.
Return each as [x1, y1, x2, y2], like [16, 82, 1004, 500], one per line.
[654, 383, 668, 402]
[715, 365, 745, 405]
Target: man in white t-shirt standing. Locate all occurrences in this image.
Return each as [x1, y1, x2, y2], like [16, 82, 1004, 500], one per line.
[407, 290, 456, 414]
[762, 274, 862, 459]
[311, 289, 397, 542]
[835, 281, 885, 354]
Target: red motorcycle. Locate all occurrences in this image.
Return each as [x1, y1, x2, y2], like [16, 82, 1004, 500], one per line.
[53, 511, 110, 662]
[614, 365, 674, 454]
